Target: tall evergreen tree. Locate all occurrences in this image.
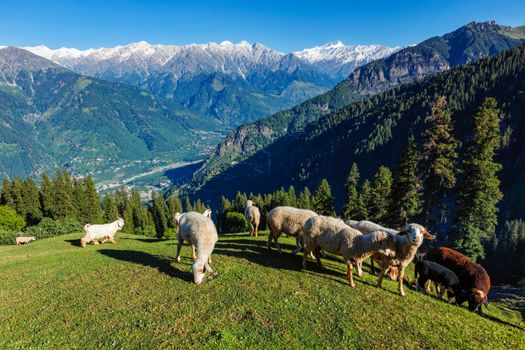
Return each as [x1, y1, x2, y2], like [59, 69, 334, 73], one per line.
[103, 192, 119, 222]
[389, 135, 420, 227]
[10, 177, 26, 216]
[184, 196, 193, 212]
[53, 170, 75, 219]
[297, 187, 312, 210]
[287, 185, 297, 207]
[40, 174, 55, 218]
[0, 178, 14, 208]
[368, 166, 393, 225]
[22, 177, 43, 225]
[129, 190, 146, 229]
[313, 179, 335, 216]
[122, 199, 135, 233]
[451, 98, 503, 261]
[167, 194, 183, 227]
[419, 96, 458, 227]
[81, 175, 102, 224]
[72, 178, 86, 221]
[360, 180, 371, 220]
[151, 191, 169, 238]
[343, 163, 366, 220]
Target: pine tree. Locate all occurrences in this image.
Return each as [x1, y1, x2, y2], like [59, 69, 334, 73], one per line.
[368, 166, 393, 225]
[81, 175, 102, 224]
[53, 170, 75, 219]
[103, 192, 119, 222]
[10, 177, 26, 216]
[343, 163, 366, 220]
[389, 135, 420, 227]
[0, 178, 14, 208]
[184, 196, 193, 212]
[313, 179, 335, 216]
[72, 178, 86, 221]
[297, 187, 312, 210]
[122, 199, 134, 233]
[151, 191, 169, 238]
[130, 190, 146, 229]
[22, 177, 43, 225]
[287, 185, 297, 207]
[419, 96, 458, 227]
[40, 174, 55, 218]
[360, 180, 371, 220]
[451, 98, 503, 261]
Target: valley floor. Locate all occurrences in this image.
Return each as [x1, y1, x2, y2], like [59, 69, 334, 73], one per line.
[0, 232, 524, 349]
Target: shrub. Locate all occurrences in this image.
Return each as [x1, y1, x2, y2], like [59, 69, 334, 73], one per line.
[0, 205, 26, 231]
[0, 229, 18, 245]
[162, 228, 177, 240]
[223, 212, 248, 233]
[134, 225, 159, 238]
[25, 218, 82, 240]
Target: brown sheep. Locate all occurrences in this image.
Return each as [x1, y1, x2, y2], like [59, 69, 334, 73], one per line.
[425, 247, 491, 313]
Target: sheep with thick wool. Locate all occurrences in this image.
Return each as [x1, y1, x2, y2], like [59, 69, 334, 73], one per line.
[16, 236, 36, 245]
[375, 223, 435, 296]
[244, 200, 261, 237]
[80, 218, 124, 248]
[346, 220, 400, 279]
[266, 206, 317, 253]
[302, 215, 390, 287]
[174, 212, 218, 285]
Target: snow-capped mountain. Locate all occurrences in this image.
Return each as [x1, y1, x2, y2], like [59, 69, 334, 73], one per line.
[294, 41, 402, 79]
[19, 40, 399, 127]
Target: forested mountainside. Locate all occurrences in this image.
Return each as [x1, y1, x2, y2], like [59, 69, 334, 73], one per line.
[193, 21, 525, 184]
[0, 47, 222, 183]
[26, 41, 398, 127]
[195, 44, 525, 223]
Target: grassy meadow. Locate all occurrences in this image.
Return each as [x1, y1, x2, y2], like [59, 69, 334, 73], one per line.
[0, 232, 524, 349]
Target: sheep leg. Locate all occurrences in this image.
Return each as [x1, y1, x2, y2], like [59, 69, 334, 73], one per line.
[267, 231, 274, 250]
[175, 235, 183, 263]
[356, 260, 363, 277]
[346, 260, 356, 288]
[208, 256, 212, 265]
[101, 236, 109, 244]
[377, 263, 390, 289]
[273, 233, 282, 253]
[249, 222, 254, 236]
[110, 237, 116, 244]
[191, 244, 196, 261]
[314, 247, 323, 268]
[93, 240, 100, 245]
[398, 267, 406, 297]
[254, 222, 258, 237]
[437, 284, 446, 300]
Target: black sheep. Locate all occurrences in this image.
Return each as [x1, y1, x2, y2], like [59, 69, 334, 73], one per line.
[415, 259, 460, 300]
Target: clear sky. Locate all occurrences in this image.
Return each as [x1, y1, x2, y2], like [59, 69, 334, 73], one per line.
[1, 0, 524, 51]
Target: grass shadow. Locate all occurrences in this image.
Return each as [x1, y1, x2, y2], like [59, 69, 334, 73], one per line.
[482, 313, 525, 330]
[64, 239, 82, 247]
[98, 249, 193, 282]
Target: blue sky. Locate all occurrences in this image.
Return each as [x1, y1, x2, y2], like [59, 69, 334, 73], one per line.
[1, 0, 524, 51]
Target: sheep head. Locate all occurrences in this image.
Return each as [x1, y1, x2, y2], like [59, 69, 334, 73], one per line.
[203, 209, 212, 218]
[174, 212, 182, 224]
[246, 200, 253, 208]
[467, 289, 489, 312]
[192, 260, 213, 285]
[30, 237, 36, 241]
[400, 224, 435, 245]
[116, 218, 125, 229]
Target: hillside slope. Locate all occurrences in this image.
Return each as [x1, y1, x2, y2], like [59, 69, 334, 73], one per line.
[0, 232, 523, 349]
[193, 21, 525, 184]
[195, 45, 525, 221]
[0, 47, 222, 183]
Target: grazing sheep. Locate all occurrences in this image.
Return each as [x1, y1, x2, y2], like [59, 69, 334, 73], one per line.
[414, 259, 460, 300]
[302, 215, 390, 287]
[425, 247, 491, 313]
[80, 218, 124, 248]
[175, 212, 218, 285]
[16, 236, 36, 245]
[347, 220, 400, 279]
[375, 224, 435, 296]
[266, 206, 317, 253]
[244, 200, 261, 237]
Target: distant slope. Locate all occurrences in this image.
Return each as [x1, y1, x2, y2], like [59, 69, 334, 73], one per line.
[0, 47, 222, 183]
[344, 21, 525, 95]
[196, 44, 525, 221]
[0, 232, 523, 349]
[24, 41, 398, 127]
[193, 21, 525, 187]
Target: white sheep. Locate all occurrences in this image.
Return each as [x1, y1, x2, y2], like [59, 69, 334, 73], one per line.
[266, 206, 317, 253]
[80, 218, 124, 248]
[302, 215, 390, 287]
[244, 200, 261, 237]
[346, 220, 400, 278]
[174, 212, 218, 285]
[375, 223, 435, 296]
[203, 208, 212, 218]
[16, 236, 36, 245]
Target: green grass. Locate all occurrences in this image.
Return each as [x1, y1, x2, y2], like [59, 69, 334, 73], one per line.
[1, 232, 524, 349]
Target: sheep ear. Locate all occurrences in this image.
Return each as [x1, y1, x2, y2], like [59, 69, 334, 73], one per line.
[423, 230, 436, 240]
[483, 300, 489, 310]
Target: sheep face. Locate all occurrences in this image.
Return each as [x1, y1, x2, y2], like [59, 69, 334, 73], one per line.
[465, 289, 489, 312]
[30, 237, 36, 241]
[246, 200, 253, 207]
[192, 261, 211, 285]
[174, 212, 182, 224]
[116, 218, 125, 230]
[203, 209, 212, 218]
[400, 224, 435, 245]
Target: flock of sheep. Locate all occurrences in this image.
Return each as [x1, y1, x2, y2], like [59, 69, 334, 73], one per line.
[52, 199, 490, 314]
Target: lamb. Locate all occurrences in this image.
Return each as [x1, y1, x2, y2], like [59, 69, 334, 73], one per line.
[16, 236, 36, 245]
[414, 259, 460, 300]
[266, 206, 317, 253]
[80, 218, 124, 248]
[302, 215, 390, 287]
[346, 220, 400, 279]
[375, 223, 435, 296]
[425, 247, 491, 313]
[244, 200, 261, 237]
[174, 212, 218, 285]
